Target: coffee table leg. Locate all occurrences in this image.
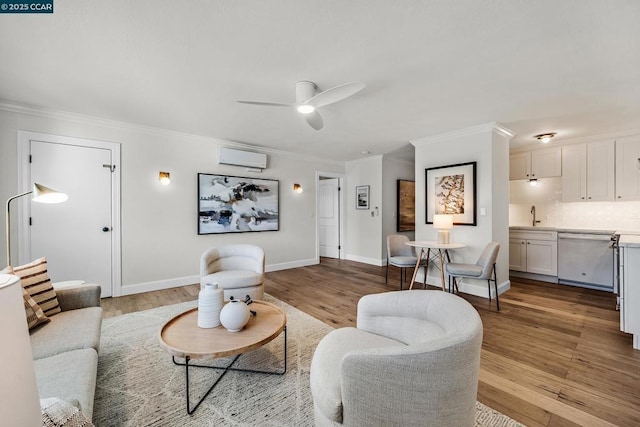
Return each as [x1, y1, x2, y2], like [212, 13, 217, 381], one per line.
[172, 326, 288, 415]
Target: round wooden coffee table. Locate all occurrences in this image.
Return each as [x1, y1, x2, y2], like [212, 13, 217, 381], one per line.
[159, 300, 287, 414]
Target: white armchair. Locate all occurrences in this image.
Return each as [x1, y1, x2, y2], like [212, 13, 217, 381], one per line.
[310, 290, 483, 427]
[199, 244, 265, 301]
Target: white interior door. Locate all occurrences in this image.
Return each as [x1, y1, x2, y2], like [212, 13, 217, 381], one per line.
[29, 140, 114, 297]
[318, 178, 340, 258]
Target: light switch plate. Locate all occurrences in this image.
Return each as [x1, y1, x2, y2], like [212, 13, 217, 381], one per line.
[480, 207, 486, 216]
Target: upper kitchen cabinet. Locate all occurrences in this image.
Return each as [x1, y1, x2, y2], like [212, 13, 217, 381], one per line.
[562, 141, 615, 202]
[616, 136, 640, 201]
[509, 147, 561, 181]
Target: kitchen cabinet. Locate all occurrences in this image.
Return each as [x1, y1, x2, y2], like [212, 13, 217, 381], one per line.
[619, 241, 640, 350]
[615, 136, 640, 201]
[562, 141, 615, 202]
[509, 147, 562, 181]
[509, 230, 558, 276]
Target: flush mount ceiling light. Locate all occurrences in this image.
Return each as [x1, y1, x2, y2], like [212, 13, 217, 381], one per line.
[534, 133, 557, 143]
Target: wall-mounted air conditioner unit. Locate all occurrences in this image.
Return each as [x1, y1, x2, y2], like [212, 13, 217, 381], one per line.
[218, 147, 267, 171]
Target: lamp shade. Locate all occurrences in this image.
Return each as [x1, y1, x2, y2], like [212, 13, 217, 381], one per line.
[0, 274, 41, 426]
[433, 214, 454, 229]
[32, 183, 68, 204]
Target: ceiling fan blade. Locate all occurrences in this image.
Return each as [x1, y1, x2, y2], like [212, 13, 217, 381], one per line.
[236, 101, 294, 108]
[306, 81, 365, 108]
[305, 110, 324, 130]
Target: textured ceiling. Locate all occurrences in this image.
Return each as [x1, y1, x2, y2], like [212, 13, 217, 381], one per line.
[1, 0, 639, 161]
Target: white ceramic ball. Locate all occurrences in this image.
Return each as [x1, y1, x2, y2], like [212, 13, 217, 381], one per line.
[219, 300, 251, 332]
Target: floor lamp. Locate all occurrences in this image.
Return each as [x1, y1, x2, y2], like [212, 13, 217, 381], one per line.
[5, 183, 68, 267]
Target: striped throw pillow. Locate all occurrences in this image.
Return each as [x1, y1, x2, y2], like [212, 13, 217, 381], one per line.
[12, 257, 61, 317]
[23, 287, 50, 329]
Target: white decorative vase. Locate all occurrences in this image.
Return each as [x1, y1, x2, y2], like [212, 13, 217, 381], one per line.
[197, 283, 224, 328]
[220, 299, 251, 332]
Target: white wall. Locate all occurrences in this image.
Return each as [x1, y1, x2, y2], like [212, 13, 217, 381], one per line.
[345, 155, 383, 265]
[510, 178, 640, 231]
[382, 156, 415, 259]
[0, 105, 344, 295]
[412, 123, 512, 298]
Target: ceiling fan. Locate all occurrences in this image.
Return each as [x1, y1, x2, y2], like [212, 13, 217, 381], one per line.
[236, 80, 365, 130]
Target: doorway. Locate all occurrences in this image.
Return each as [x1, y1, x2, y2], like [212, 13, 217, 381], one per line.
[17, 131, 121, 297]
[316, 172, 345, 260]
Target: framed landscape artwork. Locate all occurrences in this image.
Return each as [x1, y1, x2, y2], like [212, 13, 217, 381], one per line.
[425, 161, 476, 226]
[198, 173, 279, 234]
[397, 180, 415, 231]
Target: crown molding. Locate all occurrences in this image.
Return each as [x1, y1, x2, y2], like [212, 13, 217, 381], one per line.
[410, 122, 514, 147]
[0, 101, 344, 166]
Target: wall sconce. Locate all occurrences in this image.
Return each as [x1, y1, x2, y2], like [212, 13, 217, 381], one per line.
[433, 214, 454, 244]
[159, 172, 171, 185]
[293, 183, 303, 193]
[534, 133, 556, 143]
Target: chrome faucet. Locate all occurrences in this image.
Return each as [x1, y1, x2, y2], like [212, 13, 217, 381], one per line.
[531, 205, 541, 226]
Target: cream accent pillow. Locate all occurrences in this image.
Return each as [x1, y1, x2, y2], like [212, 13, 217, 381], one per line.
[41, 398, 94, 427]
[23, 287, 50, 330]
[11, 257, 61, 317]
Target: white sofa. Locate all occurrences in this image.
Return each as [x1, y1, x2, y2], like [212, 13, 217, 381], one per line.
[31, 285, 103, 421]
[310, 290, 483, 426]
[200, 244, 265, 301]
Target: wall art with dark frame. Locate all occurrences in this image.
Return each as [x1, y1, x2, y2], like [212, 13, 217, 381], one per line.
[425, 161, 476, 226]
[397, 179, 415, 232]
[356, 185, 370, 210]
[197, 173, 279, 234]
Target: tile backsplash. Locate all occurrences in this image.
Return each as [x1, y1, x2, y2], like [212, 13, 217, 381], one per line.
[509, 178, 640, 231]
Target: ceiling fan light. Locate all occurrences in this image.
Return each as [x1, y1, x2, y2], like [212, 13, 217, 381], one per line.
[297, 105, 315, 114]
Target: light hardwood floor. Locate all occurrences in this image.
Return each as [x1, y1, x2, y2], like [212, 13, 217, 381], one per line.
[101, 258, 640, 426]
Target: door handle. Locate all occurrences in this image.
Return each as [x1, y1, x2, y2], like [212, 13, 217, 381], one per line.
[102, 227, 111, 232]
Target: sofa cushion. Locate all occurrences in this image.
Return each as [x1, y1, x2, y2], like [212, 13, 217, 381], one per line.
[11, 257, 61, 317]
[24, 287, 50, 330]
[30, 307, 103, 360]
[201, 270, 263, 289]
[310, 327, 403, 423]
[35, 348, 98, 420]
[41, 397, 94, 427]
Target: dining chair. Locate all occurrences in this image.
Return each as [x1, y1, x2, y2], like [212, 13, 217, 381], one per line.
[445, 242, 500, 310]
[386, 235, 418, 290]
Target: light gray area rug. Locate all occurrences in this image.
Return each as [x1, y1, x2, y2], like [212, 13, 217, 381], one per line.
[93, 295, 524, 426]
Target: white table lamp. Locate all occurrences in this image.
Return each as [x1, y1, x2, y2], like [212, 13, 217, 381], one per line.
[0, 274, 41, 426]
[433, 214, 454, 244]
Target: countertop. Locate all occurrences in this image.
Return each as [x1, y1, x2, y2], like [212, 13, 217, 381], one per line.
[509, 226, 616, 235]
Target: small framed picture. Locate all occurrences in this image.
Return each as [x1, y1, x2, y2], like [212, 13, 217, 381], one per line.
[356, 185, 370, 210]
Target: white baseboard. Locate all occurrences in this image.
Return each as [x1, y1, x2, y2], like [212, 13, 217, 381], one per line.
[120, 274, 200, 296]
[345, 254, 384, 266]
[266, 258, 317, 272]
[118, 259, 319, 296]
[454, 278, 511, 299]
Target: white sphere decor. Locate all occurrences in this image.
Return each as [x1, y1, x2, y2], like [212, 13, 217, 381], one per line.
[219, 298, 251, 332]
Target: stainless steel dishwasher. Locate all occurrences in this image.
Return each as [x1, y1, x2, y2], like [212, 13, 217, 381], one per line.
[557, 233, 614, 292]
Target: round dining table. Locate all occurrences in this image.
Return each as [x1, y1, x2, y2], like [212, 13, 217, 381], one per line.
[405, 241, 466, 291]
